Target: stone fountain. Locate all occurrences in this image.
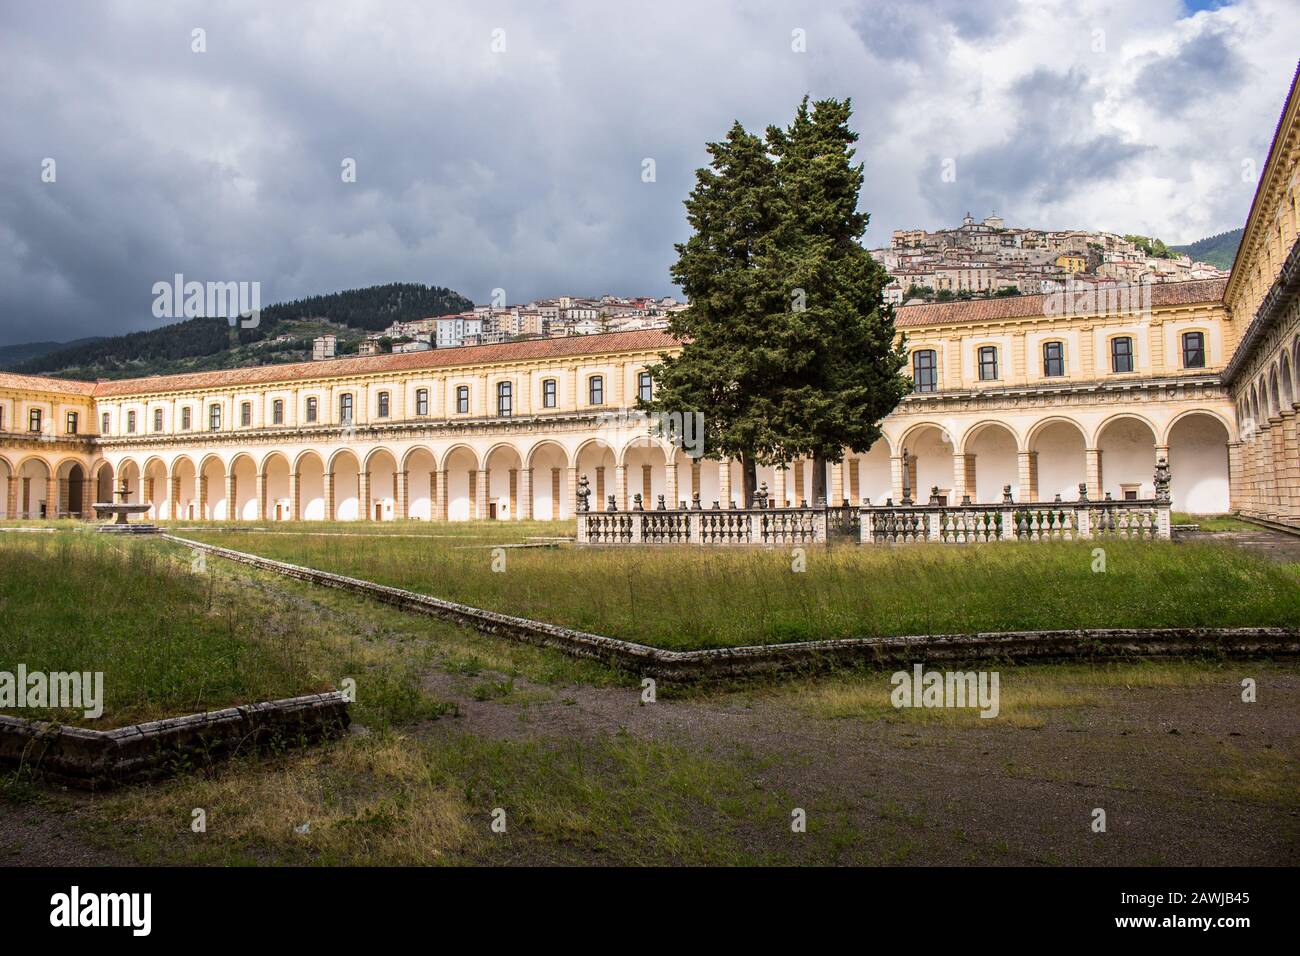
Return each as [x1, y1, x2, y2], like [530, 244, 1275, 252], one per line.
[93, 479, 158, 534]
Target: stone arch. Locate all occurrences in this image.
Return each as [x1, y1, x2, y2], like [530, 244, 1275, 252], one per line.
[402, 446, 437, 521]
[198, 454, 226, 520]
[329, 449, 362, 521]
[140, 456, 168, 519]
[364, 447, 399, 521]
[116, 458, 142, 505]
[843, 437, 893, 506]
[1095, 415, 1158, 501]
[483, 442, 524, 520]
[1166, 412, 1231, 514]
[14, 455, 53, 519]
[1268, 366, 1281, 418]
[295, 450, 327, 521]
[574, 438, 617, 511]
[0, 455, 12, 519]
[89, 459, 114, 512]
[961, 421, 1021, 503]
[1027, 417, 1088, 502]
[261, 452, 293, 521]
[170, 455, 199, 521]
[620, 438, 670, 510]
[525, 440, 569, 520]
[897, 424, 954, 504]
[441, 444, 479, 521]
[1280, 351, 1295, 409]
[228, 453, 259, 521]
[52, 458, 87, 518]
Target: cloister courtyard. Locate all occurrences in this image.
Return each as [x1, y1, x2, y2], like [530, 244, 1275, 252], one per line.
[1, 518, 1296, 865]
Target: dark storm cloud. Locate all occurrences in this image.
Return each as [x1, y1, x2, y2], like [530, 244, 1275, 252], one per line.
[0, 0, 1294, 346]
[1134, 22, 1249, 114]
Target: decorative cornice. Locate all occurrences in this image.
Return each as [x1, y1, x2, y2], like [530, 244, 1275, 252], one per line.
[1222, 233, 1300, 385]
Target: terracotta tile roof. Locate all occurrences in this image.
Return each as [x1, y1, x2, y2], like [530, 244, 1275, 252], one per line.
[0, 371, 97, 397]
[894, 278, 1227, 329]
[90, 329, 680, 398]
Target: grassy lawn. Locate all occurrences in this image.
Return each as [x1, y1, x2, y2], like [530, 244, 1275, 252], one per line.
[1172, 512, 1261, 532]
[181, 523, 1300, 650]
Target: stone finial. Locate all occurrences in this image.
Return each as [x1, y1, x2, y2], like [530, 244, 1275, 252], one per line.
[607, 494, 618, 512]
[1104, 492, 1113, 501]
[656, 494, 667, 511]
[754, 481, 769, 509]
[961, 494, 972, 505]
[712, 500, 721, 509]
[1077, 482, 1089, 502]
[900, 447, 913, 505]
[691, 492, 702, 511]
[928, 485, 942, 505]
[1002, 484, 1014, 504]
[1154, 457, 1171, 503]
[1054, 493, 1062, 503]
[632, 493, 644, 512]
[575, 475, 591, 513]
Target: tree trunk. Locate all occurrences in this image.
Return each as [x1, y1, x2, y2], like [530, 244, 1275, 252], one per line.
[741, 455, 758, 508]
[812, 455, 828, 506]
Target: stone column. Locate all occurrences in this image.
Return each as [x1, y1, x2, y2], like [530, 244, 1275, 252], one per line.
[665, 460, 678, 507]
[1282, 409, 1299, 518]
[81, 477, 94, 520]
[889, 455, 904, 503]
[7, 475, 18, 519]
[225, 474, 238, 522]
[170, 476, 181, 521]
[566, 466, 578, 520]
[45, 476, 58, 520]
[773, 463, 787, 508]
[691, 460, 701, 499]
[1085, 448, 1102, 501]
[951, 453, 967, 503]
[144, 477, 155, 519]
[396, 470, 409, 520]
[614, 463, 628, 511]
[324, 472, 336, 521]
[255, 472, 267, 521]
[718, 459, 731, 507]
[508, 468, 518, 520]
[359, 471, 372, 521]
[475, 468, 488, 519]
[830, 460, 845, 505]
[518, 467, 532, 520]
[595, 466, 606, 510]
[1227, 441, 1244, 512]
[1017, 451, 1038, 503]
[290, 472, 301, 521]
[436, 470, 449, 521]
[198, 475, 208, 520]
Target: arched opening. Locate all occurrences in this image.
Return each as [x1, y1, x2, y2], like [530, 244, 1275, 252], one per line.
[574, 440, 616, 511]
[93, 462, 114, 508]
[16, 458, 52, 518]
[262, 453, 292, 521]
[296, 452, 326, 520]
[142, 458, 168, 520]
[901, 425, 954, 504]
[1281, 352, 1295, 409]
[403, 447, 437, 520]
[330, 450, 361, 521]
[483, 444, 523, 520]
[843, 439, 893, 506]
[1167, 413, 1231, 513]
[117, 459, 142, 505]
[230, 455, 259, 521]
[1029, 419, 1087, 502]
[526, 441, 569, 519]
[0, 458, 12, 519]
[963, 422, 1020, 503]
[364, 449, 398, 521]
[441, 445, 478, 521]
[56, 461, 87, 518]
[171, 457, 198, 520]
[622, 440, 668, 511]
[1096, 416, 1157, 501]
[200, 456, 226, 520]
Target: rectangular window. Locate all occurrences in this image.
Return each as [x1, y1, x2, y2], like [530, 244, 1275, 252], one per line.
[29, 409, 42, 432]
[272, 399, 284, 425]
[153, 408, 163, 432]
[306, 397, 318, 423]
[209, 405, 221, 430]
[377, 392, 390, 418]
[912, 350, 937, 392]
[415, 389, 429, 416]
[181, 407, 192, 430]
[1111, 336, 1134, 373]
[542, 379, 557, 408]
[126, 410, 136, 433]
[101, 412, 110, 434]
[456, 386, 469, 414]
[497, 381, 513, 417]
[588, 376, 604, 405]
[638, 371, 653, 402]
[1182, 331, 1205, 369]
[66, 411, 78, 435]
[240, 402, 252, 427]
[978, 346, 999, 381]
[339, 394, 353, 424]
[1043, 341, 1064, 377]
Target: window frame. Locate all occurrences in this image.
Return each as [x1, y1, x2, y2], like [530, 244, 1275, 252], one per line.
[208, 404, 222, 431]
[339, 393, 354, 424]
[588, 375, 604, 406]
[542, 379, 557, 409]
[977, 346, 999, 382]
[240, 402, 252, 427]
[153, 408, 164, 432]
[1110, 336, 1134, 374]
[66, 411, 79, 435]
[912, 349, 938, 392]
[456, 385, 470, 414]
[1181, 331, 1206, 369]
[272, 399, 284, 425]
[376, 391, 390, 419]
[1042, 340, 1065, 378]
[101, 412, 110, 435]
[305, 397, 318, 423]
[181, 406, 192, 431]
[125, 410, 136, 434]
[497, 381, 513, 418]
[637, 371, 653, 403]
[415, 388, 429, 416]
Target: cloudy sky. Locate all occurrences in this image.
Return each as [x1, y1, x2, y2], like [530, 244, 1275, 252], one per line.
[1, 0, 1297, 346]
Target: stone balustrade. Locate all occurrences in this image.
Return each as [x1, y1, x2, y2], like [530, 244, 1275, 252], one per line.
[577, 492, 827, 545]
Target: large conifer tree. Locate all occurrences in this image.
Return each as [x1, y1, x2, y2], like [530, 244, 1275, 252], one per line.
[647, 99, 908, 505]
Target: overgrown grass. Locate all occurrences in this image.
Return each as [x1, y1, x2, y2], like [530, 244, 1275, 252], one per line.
[183, 525, 1300, 650]
[0, 533, 450, 727]
[1172, 512, 1260, 532]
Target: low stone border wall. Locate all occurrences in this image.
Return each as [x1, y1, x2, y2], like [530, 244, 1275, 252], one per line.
[0, 692, 349, 790]
[167, 534, 1300, 682]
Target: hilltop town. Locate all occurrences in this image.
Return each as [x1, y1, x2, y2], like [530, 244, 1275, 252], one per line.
[872, 212, 1231, 305]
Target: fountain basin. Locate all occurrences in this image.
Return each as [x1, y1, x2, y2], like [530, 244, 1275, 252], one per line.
[93, 502, 158, 534]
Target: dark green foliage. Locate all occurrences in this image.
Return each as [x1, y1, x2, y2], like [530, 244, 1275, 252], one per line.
[1170, 228, 1243, 271]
